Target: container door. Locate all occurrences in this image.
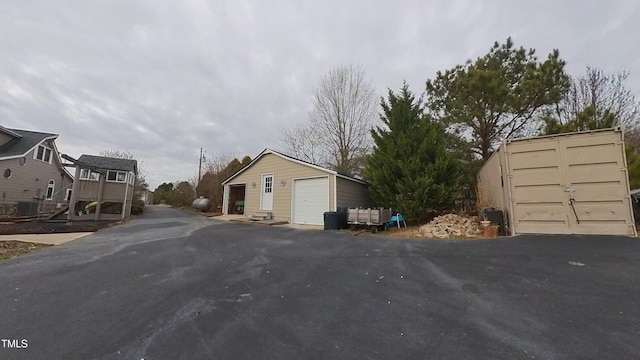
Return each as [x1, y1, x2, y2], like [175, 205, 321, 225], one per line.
[508, 129, 636, 236]
[559, 131, 636, 235]
[507, 137, 572, 234]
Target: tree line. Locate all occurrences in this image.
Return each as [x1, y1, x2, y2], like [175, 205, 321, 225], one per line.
[152, 153, 252, 210]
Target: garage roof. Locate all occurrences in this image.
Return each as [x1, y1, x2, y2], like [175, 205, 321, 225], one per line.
[221, 148, 367, 185]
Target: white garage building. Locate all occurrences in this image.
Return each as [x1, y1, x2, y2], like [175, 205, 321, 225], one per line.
[221, 149, 371, 225]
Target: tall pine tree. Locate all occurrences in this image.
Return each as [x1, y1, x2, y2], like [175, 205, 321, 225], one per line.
[365, 84, 462, 223]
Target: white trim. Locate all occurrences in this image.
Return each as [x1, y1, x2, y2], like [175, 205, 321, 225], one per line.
[106, 170, 128, 183]
[45, 179, 55, 200]
[222, 184, 230, 215]
[33, 144, 53, 164]
[65, 188, 72, 201]
[221, 148, 367, 186]
[224, 182, 247, 215]
[333, 174, 337, 211]
[79, 169, 101, 181]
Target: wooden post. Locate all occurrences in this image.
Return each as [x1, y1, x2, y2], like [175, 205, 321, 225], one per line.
[94, 173, 105, 221]
[67, 166, 81, 222]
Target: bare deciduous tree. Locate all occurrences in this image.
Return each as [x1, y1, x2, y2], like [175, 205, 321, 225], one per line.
[545, 67, 640, 130]
[280, 65, 377, 177]
[279, 123, 325, 165]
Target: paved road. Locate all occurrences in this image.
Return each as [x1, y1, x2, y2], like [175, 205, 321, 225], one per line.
[1, 206, 639, 359]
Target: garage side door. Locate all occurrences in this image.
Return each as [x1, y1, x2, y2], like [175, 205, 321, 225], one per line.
[293, 177, 329, 225]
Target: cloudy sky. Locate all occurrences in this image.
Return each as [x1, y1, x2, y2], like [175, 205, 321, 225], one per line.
[2, 0, 639, 189]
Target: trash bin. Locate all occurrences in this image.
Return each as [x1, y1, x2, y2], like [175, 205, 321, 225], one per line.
[324, 211, 341, 230]
[336, 207, 348, 229]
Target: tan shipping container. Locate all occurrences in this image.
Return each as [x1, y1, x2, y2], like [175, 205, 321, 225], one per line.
[477, 128, 636, 236]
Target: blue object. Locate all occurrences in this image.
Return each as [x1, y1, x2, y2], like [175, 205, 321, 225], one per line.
[386, 214, 407, 228]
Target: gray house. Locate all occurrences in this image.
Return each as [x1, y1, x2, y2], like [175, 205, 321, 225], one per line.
[0, 126, 73, 216]
[65, 154, 138, 220]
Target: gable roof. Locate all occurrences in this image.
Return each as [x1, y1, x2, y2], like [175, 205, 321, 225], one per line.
[0, 128, 58, 160]
[221, 148, 367, 185]
[77, 154, 138, 173]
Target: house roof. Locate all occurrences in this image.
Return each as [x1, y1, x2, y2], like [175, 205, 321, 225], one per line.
[77, 154, 138, 173]
[0, 125, 23, 139]
[221, 148, 367, 185]
[0, 128, 58, 159]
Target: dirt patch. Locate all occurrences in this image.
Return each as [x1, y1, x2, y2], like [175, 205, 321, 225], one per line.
[382, 225, 485, 240]
[383, 226, 424, 238]
[0, 241, 52, 260]
[0, 220, 120, 235]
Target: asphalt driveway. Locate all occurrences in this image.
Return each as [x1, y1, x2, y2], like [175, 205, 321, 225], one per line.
[0, 206, 639, 359]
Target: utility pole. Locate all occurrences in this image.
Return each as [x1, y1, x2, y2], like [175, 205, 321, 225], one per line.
[198, 147, 203, 188]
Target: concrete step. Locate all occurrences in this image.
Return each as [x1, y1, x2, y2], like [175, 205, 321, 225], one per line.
[250, 212, 272, 221]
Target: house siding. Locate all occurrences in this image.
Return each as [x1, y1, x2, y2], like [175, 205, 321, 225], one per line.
[75, 179, 132, 202]
[226, 153, 335, 221]
[0, 140, 73, 214]
[336, 177, 372, 209]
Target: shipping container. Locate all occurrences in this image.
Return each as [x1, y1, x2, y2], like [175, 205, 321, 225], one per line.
[477, 128, 636, 236]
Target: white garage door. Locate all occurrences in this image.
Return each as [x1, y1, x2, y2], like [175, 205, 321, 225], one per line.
[293, 177, 329, 225]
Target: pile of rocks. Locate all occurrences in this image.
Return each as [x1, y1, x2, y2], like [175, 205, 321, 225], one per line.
[418, 214, 482, 239]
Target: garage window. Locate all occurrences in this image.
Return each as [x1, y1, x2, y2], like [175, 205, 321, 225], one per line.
[264, 176, 272, 193]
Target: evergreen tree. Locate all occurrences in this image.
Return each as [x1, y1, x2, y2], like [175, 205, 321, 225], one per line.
[365, 84, 462, 223]
[426, 38, 570, 159]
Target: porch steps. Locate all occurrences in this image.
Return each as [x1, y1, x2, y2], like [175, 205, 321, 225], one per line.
[250, 212, 272, 221]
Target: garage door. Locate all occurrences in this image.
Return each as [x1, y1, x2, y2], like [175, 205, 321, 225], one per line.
[293, 177, 329, 225]
[507, 130, 636, 235]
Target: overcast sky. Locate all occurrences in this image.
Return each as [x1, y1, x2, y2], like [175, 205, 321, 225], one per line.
[2, 0, 639, 189]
